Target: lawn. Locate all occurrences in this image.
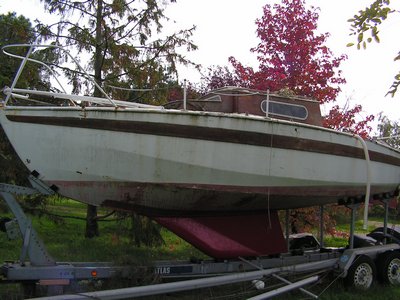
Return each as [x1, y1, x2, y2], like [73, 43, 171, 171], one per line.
[1, 196, 206, 263]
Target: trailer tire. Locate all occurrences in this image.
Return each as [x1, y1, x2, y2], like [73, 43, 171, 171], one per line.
[377, 251, 400, 285]
[344, 255, 375, 290]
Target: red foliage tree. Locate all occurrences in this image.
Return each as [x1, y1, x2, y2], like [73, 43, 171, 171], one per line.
[324, 104, 375, 139]
[204, 0, 346, 104]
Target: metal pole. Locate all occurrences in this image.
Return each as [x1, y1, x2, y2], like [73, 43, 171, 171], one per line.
[239, 257, 318, 299]
[320, 205, 324, 248]
[247, 276, 319, 300]
[4, 44, 35, 104]
[265, 89, 270, 117]
[30, 259, 337, 300]
[352, 135, 371, 230]
[285, 209, 290, 251]
[183, 79, 187, 111]
[272, 274, 318, 299]
[348, 203, 359, 249]
[383, 199, 389, 245]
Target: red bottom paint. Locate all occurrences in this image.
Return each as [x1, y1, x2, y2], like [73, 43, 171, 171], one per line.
[155, 211, 287, 259]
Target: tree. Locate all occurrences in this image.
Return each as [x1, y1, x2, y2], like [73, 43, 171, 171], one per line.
[323, 102, 375, 139]
[0, 13, 51, 187]
[0, 13, 50, 91]
[35, 0, 197, 238]
[376, 114, 400, 215]
[36, 0, 197, 104]
[348, 0, 400, 96]
[203, 0, 346, 104]
[377, 114, 400, 149]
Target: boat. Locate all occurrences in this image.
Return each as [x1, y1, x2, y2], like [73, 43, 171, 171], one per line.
[1, 44, 400, 258]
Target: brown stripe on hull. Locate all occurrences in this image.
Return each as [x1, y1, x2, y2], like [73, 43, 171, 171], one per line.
[6, 114, 400, 166]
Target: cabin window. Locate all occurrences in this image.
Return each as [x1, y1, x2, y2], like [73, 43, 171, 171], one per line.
[260, 100, 308, 120]
[201, 95, 222, 102]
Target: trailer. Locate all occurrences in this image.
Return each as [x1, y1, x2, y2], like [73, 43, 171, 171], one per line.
[1, 175, 400, 299]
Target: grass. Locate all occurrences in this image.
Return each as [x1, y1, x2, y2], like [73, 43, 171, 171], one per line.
[1, 199, 206, 264]
[2, 197, 400, 299]
[324, 236, 349, 248]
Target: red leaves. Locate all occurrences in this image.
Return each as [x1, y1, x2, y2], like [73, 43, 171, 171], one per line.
[204, 0, 346, 104]
[250, 0, 347, 103]
[324, 104, 375, 139]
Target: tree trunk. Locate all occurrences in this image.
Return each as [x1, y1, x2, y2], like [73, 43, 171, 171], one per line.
[93, 0, 104, 97]
[84, 0, 104, 238]
[85, 205, 99, 238]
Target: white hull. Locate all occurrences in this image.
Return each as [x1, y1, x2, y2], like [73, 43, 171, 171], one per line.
[1, 106, 399, 215]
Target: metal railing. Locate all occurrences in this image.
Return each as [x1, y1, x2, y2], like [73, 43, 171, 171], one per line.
[1, 44, 161, 109]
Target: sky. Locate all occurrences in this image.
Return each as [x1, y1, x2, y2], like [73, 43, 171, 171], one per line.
[1, 0, 399, 131]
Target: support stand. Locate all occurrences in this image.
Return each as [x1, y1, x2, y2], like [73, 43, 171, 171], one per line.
[285, 209, 290, 251]
[319, 205, 324, 248]
[346, 202, 361, 250]
[381, 198, 391, 245]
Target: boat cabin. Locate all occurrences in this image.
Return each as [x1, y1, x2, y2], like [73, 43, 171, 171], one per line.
[165, 87, 323, 127]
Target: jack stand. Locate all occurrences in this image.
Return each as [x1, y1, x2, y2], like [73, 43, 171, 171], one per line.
[346, 202, 361, 249]
[319, 205, 324, 248]
[380, 198, 392, 245]
[285, 209, 290, 251]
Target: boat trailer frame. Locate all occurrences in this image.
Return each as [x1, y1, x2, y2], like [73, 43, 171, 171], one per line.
[1, 176, 400, 299]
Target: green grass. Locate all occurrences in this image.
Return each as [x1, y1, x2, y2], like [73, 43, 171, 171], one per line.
[1, 197, 207, 264]
[323, 236, 349, 247]
[335, 220, 374, 234]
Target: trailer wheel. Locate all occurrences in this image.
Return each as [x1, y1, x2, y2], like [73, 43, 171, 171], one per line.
[344, 255, 375, 290]
[377, 251, 400, 285]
